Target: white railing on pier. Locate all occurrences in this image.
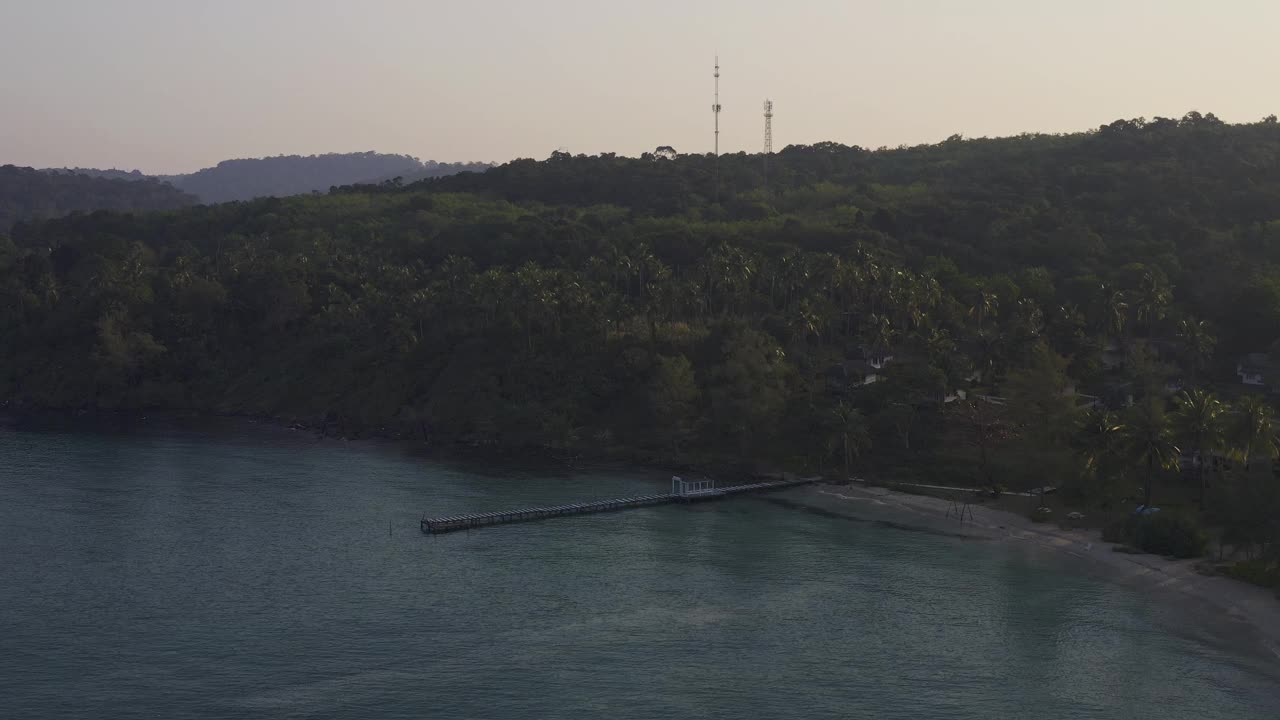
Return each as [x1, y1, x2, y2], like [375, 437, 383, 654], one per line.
[671, 476, 716, 496]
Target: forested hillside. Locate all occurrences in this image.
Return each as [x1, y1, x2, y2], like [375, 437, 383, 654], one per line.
[162, 152, 492, 203]
[38, 154, 493, 205]
[43, 168, 150, 182]
[364, 159, 498, 187]
[1, 165, 197, 232]
[4, 114, 1280, 575]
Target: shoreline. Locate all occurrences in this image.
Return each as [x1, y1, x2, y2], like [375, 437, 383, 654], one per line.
[787, 481, 1280, 659]
[9, 407, 1278, 659]
[0, 406, 776, 481]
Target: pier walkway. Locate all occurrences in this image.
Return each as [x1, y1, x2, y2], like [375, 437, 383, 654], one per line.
[420, 475, 817, 535]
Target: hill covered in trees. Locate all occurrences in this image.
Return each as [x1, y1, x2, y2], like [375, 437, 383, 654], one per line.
[3, 113, 1280, 581]
[0, 165, 197, 232]
[43, 168, 151, 182]
[40, 153, 493, 205]
[160, 153, 492, 203]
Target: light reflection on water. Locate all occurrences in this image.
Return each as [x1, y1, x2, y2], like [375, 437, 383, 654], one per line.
[1, 415, 1277, 720]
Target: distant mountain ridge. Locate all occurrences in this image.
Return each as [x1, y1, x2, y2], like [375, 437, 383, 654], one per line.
[42, 152, 493, 204]
[44, 167, 150, 182]
[1, 165, 196, 232]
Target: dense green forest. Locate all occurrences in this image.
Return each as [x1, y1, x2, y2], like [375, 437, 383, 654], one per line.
[43, 168, 150, 182]
[1, 165, 196, 232]
[159, 153, 493, 203]
[4, 113, 1280, 584]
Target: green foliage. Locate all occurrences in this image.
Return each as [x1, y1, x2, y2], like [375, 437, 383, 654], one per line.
[1005, 342, 1080, 446]
[1132, 514, 1210, 558]
[4, 116, 1280, 562]
[1119, 396, 1180, 507]
[1217, 467, 1280, 557]
[827, 401, 871, 478]
[1075, 408, 1124, 500]
[1171, 389, 1226, 506]
[706, 326, 791, 453]
[649, 354, 700, 452]
[1, 165, 195, 231]
[1230, 396, 1279, 468]
[1222, 559, 1280, 591]
[1105, 513, 1208, 558]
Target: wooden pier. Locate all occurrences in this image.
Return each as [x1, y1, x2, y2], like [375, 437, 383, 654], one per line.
[420, 476, 817, 535]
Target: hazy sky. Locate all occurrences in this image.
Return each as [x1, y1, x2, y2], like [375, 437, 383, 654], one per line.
[3, 0, 1278, 174]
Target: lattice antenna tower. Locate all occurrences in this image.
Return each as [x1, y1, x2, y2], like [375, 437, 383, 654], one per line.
[713, 55, 722, 203]
[763, 99, 773, 191]
[713, 56, 722, 157]
[763, 99, 773, 155]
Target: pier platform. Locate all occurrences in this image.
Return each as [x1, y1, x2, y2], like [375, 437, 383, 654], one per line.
[420, 476, 817, 534]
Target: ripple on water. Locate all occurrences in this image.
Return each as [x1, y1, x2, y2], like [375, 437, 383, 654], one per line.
[1, 419, 1278, 720]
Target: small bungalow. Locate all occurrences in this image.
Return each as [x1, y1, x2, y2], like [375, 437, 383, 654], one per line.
[824, 347, 897, 392]
[853, 346, 895, 386]
[824, 356, 885, 386]
[850, 359, 886, 387]
[858, 345, 894, 371]
[823, 360, 880, 393]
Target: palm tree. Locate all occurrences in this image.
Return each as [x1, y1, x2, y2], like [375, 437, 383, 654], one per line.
[1133, 270, 1172, 338]
[1171, 389, 1226, 507]
[972, 330, 1005, 384]
[1121, 396, 1180, 508]
[778, 250, 809, 310]
[866, 313, 895, 355]
[955, 398, 1003, 488]
[925, 328, 965, 389]
[787, 300, 823, 348]
[1176, 318, 1216, 382]
[603, 242, 632, 295]
[1230, 396, 1279, 471]
[1080, 407, 1123, 475]
[829, 402, 871, 479]
[631, 243, 658, 299]
[1095, 283, 1128, 340]
[1078, 407, 1124, 502]
[968, 289, 999, 332]
[894, 279, 925, 333]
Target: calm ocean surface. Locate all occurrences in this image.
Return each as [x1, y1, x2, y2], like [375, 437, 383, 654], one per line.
[1, 416, 1278, 719]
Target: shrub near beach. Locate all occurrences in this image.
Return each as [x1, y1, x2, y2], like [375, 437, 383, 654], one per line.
[1105, 514, 1209, 559]
[1222, 560, 1280, 594]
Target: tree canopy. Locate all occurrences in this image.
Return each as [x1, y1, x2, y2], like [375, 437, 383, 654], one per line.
[1, 165, 196, 232]
[4, 114, 1280, 499]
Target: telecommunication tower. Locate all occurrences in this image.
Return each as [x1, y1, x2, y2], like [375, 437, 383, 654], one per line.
[713, 56, 722, 203]
[713, 57, 721, 157]
[763, 99, 774, 191]
[763, 99, 773, 154]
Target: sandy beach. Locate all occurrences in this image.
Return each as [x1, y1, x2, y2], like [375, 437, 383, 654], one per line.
[787, 482, 1280, 659]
